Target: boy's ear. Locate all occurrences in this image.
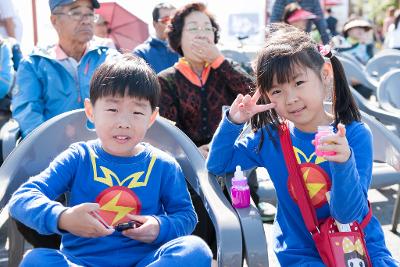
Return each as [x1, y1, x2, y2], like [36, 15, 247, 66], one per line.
[147, 107, 159, 129]
[84, 98, 94, 122]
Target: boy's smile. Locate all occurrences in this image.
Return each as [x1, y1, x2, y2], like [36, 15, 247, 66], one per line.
[85, 96, 158, 157]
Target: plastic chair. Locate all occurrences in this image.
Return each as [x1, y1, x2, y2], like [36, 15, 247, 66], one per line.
[360, 111, 400, 233]
[350, 86, 400, 136]
[376, 69, 400, 114]
[337, 55, 378, 93]
[0, 109, 243, 267]
[365, 54, 400, 80]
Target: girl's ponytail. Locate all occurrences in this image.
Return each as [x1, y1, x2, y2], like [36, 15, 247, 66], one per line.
[319, 45, 361, 125]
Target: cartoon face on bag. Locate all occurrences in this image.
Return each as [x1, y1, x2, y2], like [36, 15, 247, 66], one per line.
[342, 237, 367, 267]
[345, 252, 367, 267]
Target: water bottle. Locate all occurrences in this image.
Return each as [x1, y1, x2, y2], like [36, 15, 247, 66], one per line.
[231, 165, 250, 208]
[315, 125, 336, 156]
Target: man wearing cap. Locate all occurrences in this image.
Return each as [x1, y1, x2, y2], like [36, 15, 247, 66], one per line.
[270, 0, 330, 44]
[11, 0, 119, 138]
[9, 0, 119, 253]
[133, 3, 179, 73]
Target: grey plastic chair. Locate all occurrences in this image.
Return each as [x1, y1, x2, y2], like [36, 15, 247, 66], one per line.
[365, 54, 400, 80]
[337, 55, 378, 93]
[0, 109, 243, 267]
[360, 111, 400, 233]
[376, 69, 400, 114]
[350, 86, 400, 136]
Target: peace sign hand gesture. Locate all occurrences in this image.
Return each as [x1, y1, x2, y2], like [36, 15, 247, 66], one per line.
[228, 91, 276, 124]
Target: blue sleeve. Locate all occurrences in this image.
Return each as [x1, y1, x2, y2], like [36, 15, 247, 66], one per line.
[152, 159, 198, 245]
[8, 145, 80, 235]
[0, 43, 13, 99]
[11, 57, 45, 137]
[206, 113, 262, 175]
[270, 0, 289, 22]
[329, 123, 372, 223]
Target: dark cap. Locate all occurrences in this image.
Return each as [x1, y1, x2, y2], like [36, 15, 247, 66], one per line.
[49, 0, 100, 12]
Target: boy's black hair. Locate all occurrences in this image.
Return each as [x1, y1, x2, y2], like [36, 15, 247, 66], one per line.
[89, 54, 160, 111]
[251, 23, 360, 149]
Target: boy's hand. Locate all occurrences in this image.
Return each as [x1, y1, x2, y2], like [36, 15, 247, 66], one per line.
[121, 214, 160, 243]
[228, 90, 275, 124]
[312, 123, 351, 163]
[58, 203, 114, 238]
[198, 144, 209, 158]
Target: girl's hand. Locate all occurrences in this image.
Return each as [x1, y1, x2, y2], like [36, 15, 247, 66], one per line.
[191, 38, 222, 63]
[228, 90, 276, 124]
[58, 203, 115, 238]
[313, 123, 351, 162]
[122, 214, 160, 243]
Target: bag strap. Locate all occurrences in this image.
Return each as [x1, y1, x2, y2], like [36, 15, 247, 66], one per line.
[278, 123, 319, 233]
[279, 122, 372, 231]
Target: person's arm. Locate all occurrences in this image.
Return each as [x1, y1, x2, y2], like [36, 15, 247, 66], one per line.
[213, 58, 255, 95]
[8, 145, 80, 235]
[158, 73, 180, 124]
[329, 123, 372, 223]
[4, 17, 15, 39]
[312, 0, 330, 44]
[206, 113, 263, 175]
[0, 43, 13, 98]
[11, 57, 45, 137]
[151, 160, 198, 244]
[270, 0, 288, 22]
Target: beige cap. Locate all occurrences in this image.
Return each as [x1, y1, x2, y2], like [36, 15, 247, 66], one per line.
[343, 19, 372, 33]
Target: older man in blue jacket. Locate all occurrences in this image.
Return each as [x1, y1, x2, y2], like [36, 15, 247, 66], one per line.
[12, 0, 119, 137]
[133, 3, 179, 73]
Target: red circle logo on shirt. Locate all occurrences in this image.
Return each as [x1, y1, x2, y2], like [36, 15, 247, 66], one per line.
[288, 162, 331, 208]
[95, 186, 141, 226]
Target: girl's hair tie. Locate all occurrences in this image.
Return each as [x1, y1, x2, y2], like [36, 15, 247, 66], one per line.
[318, 44, 333, 59]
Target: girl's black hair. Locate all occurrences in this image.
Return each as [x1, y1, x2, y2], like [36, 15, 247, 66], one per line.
[252, 23, 360, 148]
[89, 54, 160, 111]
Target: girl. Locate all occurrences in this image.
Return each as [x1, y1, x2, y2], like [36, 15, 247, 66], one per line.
[207, 24, 398, 266]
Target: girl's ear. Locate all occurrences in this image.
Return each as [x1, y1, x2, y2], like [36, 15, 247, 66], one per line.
[84, 98, 94, 123]
[321, 62, 333, 85]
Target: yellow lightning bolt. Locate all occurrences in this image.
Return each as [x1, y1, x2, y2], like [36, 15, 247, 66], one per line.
[100, 192, 135, 225]
[303, 167, 325, 199]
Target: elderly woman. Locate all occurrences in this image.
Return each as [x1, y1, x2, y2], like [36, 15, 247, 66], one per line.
[157, 2, 255, 255]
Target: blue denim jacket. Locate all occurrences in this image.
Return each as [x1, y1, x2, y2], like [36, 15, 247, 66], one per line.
[11, 44, 119, 137]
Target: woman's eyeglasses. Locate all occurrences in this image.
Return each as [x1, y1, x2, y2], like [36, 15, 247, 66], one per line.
[184, 26, 216, 33]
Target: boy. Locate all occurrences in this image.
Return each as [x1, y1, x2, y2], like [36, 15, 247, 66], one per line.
[8, 54, 212, 267]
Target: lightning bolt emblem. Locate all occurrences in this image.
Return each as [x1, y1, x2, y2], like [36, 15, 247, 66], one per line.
[100, 192, 135, 225]
[303, 167, 325, 199]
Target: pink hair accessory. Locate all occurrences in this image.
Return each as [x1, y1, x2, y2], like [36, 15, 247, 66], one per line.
[318, 44, 333, 59]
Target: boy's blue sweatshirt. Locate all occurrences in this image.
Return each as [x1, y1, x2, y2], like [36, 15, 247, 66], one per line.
[207, 115, 398, 266]
[9, 140, 197, 267]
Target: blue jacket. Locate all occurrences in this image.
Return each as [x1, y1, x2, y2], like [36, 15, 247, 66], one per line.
[133, 37, 179, 73]
[11, 45, 119, 137]
[0, 41, 14, 99]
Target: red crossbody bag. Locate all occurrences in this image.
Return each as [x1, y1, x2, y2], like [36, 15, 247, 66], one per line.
[278, 123, 372, 267]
